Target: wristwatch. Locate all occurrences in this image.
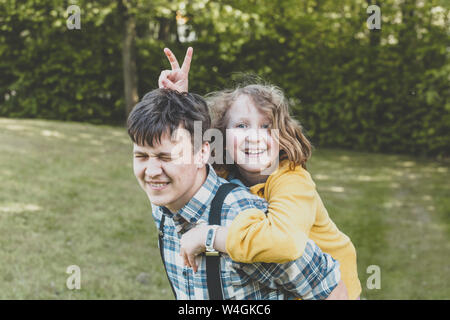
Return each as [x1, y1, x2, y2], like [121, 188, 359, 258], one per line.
[205, 225, 220, 256]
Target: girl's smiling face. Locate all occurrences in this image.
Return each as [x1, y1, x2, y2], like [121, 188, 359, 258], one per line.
[225, 95, 280, 178]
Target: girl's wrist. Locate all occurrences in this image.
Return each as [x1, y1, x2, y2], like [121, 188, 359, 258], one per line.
[213, 226, 228, 253]
[199, 224, 209, 250]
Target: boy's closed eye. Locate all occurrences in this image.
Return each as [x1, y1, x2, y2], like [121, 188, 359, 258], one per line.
[133, 153, 174, 162]
[134, 153, 148, 159]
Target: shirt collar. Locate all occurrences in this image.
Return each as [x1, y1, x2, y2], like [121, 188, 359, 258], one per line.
[162, 164, 221, 232]
[226, 160, 292, 197]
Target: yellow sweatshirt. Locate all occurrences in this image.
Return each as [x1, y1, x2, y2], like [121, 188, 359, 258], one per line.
[225, 160, 362, 299]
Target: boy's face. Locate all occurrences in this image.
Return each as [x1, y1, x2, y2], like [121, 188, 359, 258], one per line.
[225, 95, 280, 175]
[133, 127, 209, 212]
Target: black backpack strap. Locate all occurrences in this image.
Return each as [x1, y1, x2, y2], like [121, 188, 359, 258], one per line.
[158, 210, 177, 299]
[206, 183, 239, 300]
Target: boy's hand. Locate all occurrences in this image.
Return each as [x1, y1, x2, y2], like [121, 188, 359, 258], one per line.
[325, 280, 349, 300]
[179, 223, 209, 273]
[158, 47, 193, 93]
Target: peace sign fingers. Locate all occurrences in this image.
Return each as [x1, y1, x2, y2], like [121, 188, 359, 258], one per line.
[181, 47, 193, 74]
[164, 48, 180, 70]
[164, 47, 193, 73]
[161, 47, 193, 93]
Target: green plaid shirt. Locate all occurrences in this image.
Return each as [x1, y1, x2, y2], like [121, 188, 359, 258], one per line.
[152, 165, 340, 300]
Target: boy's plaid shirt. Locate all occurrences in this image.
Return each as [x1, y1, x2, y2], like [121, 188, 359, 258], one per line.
[151, 165, 340, 300]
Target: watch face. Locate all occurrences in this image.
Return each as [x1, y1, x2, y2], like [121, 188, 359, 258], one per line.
[206, 228, 214, 247]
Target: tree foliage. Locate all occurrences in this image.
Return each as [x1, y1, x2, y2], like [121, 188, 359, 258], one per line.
[0, 0, 448, 156]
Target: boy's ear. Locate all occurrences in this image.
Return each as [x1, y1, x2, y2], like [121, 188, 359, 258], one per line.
[197, 141, 210, 168]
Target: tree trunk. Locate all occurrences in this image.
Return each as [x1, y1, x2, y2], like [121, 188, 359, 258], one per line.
[158, 17, 171, 41]
[121, 4, 139, 117]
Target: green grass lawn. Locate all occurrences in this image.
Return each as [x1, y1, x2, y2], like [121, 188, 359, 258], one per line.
[0, 117, 449, 299]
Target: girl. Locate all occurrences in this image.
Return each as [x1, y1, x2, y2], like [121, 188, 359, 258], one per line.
[159, 47, 361, 299]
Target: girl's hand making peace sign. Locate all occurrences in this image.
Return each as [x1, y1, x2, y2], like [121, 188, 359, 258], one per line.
[158, 47, 193, 93]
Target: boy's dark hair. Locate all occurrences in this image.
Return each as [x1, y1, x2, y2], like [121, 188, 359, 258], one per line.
[127, 89, 211, 149]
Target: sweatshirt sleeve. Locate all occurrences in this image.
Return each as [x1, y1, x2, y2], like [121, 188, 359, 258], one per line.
[226, 169, 317, 263]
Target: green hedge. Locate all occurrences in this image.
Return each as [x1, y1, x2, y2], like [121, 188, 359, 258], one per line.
[0, 0, 448, 157]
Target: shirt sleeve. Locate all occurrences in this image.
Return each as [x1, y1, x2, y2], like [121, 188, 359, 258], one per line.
[226, 169, 316, 263]
[233, 239, 341, 300]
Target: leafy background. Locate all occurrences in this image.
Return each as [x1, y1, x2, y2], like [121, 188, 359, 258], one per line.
[0, 0, 449, 300]
[1, 0, 448, 157]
